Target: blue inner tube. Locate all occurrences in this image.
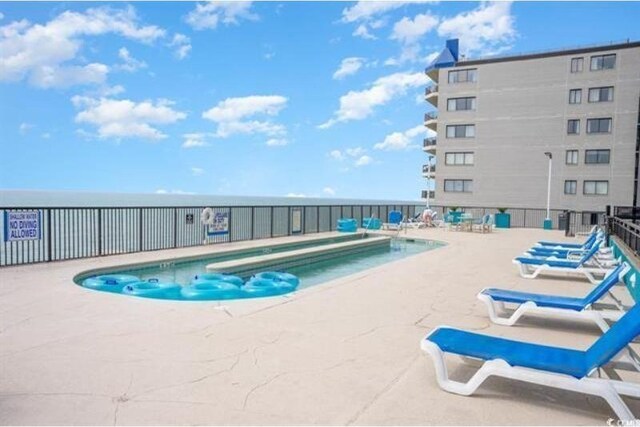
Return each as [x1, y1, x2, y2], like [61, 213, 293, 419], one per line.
[253, 271, 300, 288]
[193, 273, 244, 287]
[122, 279, 182, 299]
[82, 274, 140, 293]
[243, 278, 283, 298]
[181, 281, 243, 301]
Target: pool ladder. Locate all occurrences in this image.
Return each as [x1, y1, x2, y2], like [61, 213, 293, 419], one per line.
[361, 213, 376, 238]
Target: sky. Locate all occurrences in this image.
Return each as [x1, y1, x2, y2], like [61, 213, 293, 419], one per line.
[1, 1, 639, 201]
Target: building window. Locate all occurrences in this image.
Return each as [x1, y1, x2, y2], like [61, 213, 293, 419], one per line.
[447, 97, 476, 111]
[445, 152, 474, 165]
[585, 149, 610, 164]
[586, 118, 612, 134]
[570, 57, 583, 73]
[569, 89, 582, 104]
[448, 69, 477, 84]
[446, 124, 475, 138]
[590, 54, 616, 71]
[582, 212, 602, 226]
[583, 180, 609, 195]
[566, 150, 579, 165]
[588, 86, 614, 103]
[444, 179, 473, 192]
[564, 180, 577, 195]
[567, 119, 580, 135]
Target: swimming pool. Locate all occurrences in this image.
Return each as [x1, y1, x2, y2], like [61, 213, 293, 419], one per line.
[75, 235, 444, 300]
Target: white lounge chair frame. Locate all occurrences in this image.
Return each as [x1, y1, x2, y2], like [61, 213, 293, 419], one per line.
[513, 255, 617, 284]
[421, 329, 640, 421]
[479, 265, 631, 331]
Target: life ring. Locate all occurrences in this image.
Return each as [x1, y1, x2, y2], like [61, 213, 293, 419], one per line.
[201, 207, 215, 225]
[193, 273, 244, 287]
[82, 274, 140, 293]
[122, 279, 182, 299]
[242, 278, 283, 298]
[254, 271, 300, 288]
[181, 281, 244, 301]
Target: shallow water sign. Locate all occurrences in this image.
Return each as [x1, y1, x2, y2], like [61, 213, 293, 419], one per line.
[3, 210, 41, 242]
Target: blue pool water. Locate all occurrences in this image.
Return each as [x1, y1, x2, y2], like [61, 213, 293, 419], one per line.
[77, 237, 444, 301]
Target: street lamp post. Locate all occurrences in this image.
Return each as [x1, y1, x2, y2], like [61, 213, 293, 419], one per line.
[544, 152, 553, 230]
[426, 160, 431, 209]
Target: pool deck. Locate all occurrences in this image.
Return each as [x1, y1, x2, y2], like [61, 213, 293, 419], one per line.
[1, 228, 639, 425]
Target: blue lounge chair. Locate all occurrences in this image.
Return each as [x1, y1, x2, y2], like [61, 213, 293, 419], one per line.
[535, 226, 600, 249]
[478, 263, 631, 330]
[513, 241, 616, 284]
[421, 300, 640, 421]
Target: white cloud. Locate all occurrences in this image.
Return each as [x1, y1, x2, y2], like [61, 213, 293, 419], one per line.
[342, 1, 429, 39]
[333, 57, 365, 80]
[374, 124, 424, 150]
[41, 132, 51, 139]
[345, 147, 366, 157]
[286, 193, 307, 198]
[437, 1, 516, 56]
[319, 71, 428, 128]
[116, 47, 147, 72]
[391, 13, 438, 44]
[168, 33, 191, 59]
[182, 132, 210, 148]
[266, 138, 288, 147]
[0, 13, 4, 20]
[0, 6, 164, 88]
[185, 2, 258, 30]
[329, 147, 373, 168]
[323, 187, 336, 196]
[342, 1, 424, 23]
[329, 150, 345, 161]
[355, 155, 373, 167]
[353, 24, 376, 40]
[385, 13, 438, 66]
[191, 167, 205, 176]
[19, 122, 33, 134]
[72, 96, 186, 140]
[202, 95, 288, 138]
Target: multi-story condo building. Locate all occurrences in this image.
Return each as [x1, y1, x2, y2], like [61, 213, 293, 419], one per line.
[423, 39, 640, 213]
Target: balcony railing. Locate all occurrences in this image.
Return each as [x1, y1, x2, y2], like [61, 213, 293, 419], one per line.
[422, 164, 436, 173]
[424, 112, 438, 121]
[423, 137, 437, 147]
[421, 190, 436, 199]
[425, 84, 438, 96]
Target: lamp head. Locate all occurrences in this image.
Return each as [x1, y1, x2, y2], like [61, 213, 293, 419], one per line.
[544, 152, 552, 159]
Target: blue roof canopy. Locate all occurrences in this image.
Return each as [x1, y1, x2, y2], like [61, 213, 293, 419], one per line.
[426, 39, 459, 73]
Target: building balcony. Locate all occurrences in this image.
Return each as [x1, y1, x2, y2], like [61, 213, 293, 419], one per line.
[425, 67, 439, 84]
[421, 190, 436, 200]
[424, 112, 438, 131]
[423, 137, 437, 152]
[422, 164, 436, 177]
[425, 84, 438, 107]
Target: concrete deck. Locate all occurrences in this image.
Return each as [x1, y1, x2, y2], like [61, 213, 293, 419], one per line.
[1, 228, 639, 425]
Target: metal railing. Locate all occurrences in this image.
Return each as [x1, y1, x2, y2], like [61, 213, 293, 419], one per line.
[422, 164, 436, 173]
[423, 137, 437, 148]
[425, 85, 438, 96]
[424, 112, 438, 121]
[0, 203, 423, 266]
[608, 206, 640, 258]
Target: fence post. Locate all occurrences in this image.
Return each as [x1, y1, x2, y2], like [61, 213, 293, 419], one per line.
[287, 206, 291, 235]
[605, 205, 612, 242]
[270, 206, 274, 238]
[173, 208, 178, 248]
[46, 209, 52, 262]
[564, 210, 571, 237]
[97, 208, 102, 256]
[250, 206, 255, 240]
[138, 208, 143, 251]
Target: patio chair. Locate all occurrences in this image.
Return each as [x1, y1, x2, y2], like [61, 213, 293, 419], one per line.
[421, 299, 640, 421]
[513, 242, 617, 284]
[382, 210, 403, 231]
[472, 214, 493, 233]
[478, 263, 631, 331]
